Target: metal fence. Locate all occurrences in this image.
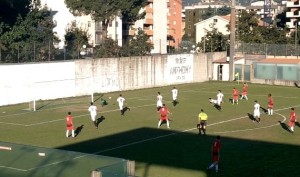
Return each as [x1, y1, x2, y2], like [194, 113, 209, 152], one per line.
[236, 43, 300, 57]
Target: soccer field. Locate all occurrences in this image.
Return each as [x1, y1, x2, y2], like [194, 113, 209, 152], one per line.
[0, 81, 299, 177]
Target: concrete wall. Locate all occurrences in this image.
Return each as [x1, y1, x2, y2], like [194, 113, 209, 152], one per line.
[0, 53, 225, 106]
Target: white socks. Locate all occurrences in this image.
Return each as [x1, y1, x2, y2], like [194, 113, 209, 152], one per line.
[66, 130, 75, 137]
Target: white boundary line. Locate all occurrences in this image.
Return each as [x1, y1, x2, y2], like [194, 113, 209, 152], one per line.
[0, 104, 156, 127]
[0, 165, 27, 172]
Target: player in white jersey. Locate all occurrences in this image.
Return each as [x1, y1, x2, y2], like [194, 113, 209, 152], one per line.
[117, 94, 126, 115]
[216, 90, 224, 110]
[157, 92, 163, 111]
[88, 102, 98, 128]
[253, 100, 261, 123]
[171, 87, 178, 106]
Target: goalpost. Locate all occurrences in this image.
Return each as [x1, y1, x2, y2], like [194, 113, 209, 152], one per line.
[27, 76, 103, 112]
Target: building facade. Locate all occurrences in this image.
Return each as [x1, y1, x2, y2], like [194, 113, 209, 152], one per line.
[195, 15, 230, 44]
[167, 0, 183, 51]
[286, 0, 300, 31]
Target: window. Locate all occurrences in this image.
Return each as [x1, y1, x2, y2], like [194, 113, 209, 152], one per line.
[188, 25, 191, 29]
[88, 21, 91, 27]
[116, 21, 118, 27]
[174, 21, 176, 25]
[214, 19, 218, 23]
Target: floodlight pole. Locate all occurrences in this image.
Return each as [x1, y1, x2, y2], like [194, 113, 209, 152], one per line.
[229, 0, 236, 81]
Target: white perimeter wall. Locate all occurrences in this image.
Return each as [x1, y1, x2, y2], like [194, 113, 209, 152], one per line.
[0, 53, 225, 106]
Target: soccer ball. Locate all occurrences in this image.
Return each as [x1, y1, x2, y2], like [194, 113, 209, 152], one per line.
[109, 97, 111, 99]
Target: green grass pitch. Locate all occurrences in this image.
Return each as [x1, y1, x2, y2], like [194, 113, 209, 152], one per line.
[0, 81, 300, 177]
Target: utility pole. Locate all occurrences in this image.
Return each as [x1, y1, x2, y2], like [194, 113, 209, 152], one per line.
[229, 0, 236, 81]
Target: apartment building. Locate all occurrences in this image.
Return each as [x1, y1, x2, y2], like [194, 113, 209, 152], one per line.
[245, 1, 285, 25]
[40, 0, 122, 49]
[41, 0, 175, 54]
[183, 3, 231, 43]
[195, 15, 230, 44]
[286, 0, 300, 31]
[128, 0, 169, 54]
[167, 0, 182, 50]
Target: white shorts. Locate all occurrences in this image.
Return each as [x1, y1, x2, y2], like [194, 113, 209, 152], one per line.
[157, 101, 163, 107]
[254, 110, 260, 118]
[119, 104, 123, 110]
[90, 114, 96, 121]
[172, 95, 177, 100]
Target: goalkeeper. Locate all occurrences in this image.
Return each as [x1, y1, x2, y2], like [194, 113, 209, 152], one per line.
[100, 98, 109, 107]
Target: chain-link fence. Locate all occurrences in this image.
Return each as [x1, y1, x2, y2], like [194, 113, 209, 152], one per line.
[236, 43, 300, 57]
[0, 43, 83, 63]
[0, 38, 195, 63]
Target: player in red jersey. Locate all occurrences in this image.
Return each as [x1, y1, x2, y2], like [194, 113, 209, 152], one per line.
[267, 93, 274, 115]
[66, 112, 75, 138]
[288, 108, 297, 133]
[232, 87, 239, 104]
[240, 82, 248, 100]
[158, 104, 171, 129]
[207, 135, 221, 172]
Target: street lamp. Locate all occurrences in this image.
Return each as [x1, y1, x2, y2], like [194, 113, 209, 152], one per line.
[80, 44, 87, 58]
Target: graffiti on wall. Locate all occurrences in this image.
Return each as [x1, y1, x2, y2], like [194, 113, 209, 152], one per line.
[167, 54, 194, 83]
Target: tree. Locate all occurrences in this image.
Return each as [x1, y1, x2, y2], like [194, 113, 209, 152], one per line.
[258, 26, 288, 44]
[202, 6, 215, 20]
[94, 38, 121, 58]
[125, 28, 153, 56]
[197, 28, 228, 53]
[64, 24, 89, 59]
[216, 6, 231, 16]
[0, 0, 32, 28]
[237, 10, 262, 43]
[276, 9, 289, 29]
[65, 0, 147, 41]
[0, 1, 59, 62]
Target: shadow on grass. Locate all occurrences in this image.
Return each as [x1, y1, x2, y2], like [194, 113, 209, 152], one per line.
[96, 116, 105, 128]
[279, 121, 292, 133]
[75, 125, 84, 137]
[260, 107, 268, 114]
[3, 127, 300, 177]
[55, 127, 300, 177]
[247, 113, 257, 122]
[295, 121, 300, 128]
[213, 104, 221, 111]
[121, 106, 130, 116]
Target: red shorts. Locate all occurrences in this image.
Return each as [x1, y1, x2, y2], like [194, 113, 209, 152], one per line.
[289, 121, 295, 127]
[213, 154, 219, 162]
[242, 91, 247, 96]
[66, 124, 73, 130]
[268, 104, 274, 109]
[233, 95, 238, 100]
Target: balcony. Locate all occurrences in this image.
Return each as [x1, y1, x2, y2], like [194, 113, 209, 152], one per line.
[144, 19, 153, 24]
[286, 1, 300, 7]
[286, 11, 300, 18]
[145, 6, 153, 13]
[144, 29, 153, 36]
[168, 29, 175, 35]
